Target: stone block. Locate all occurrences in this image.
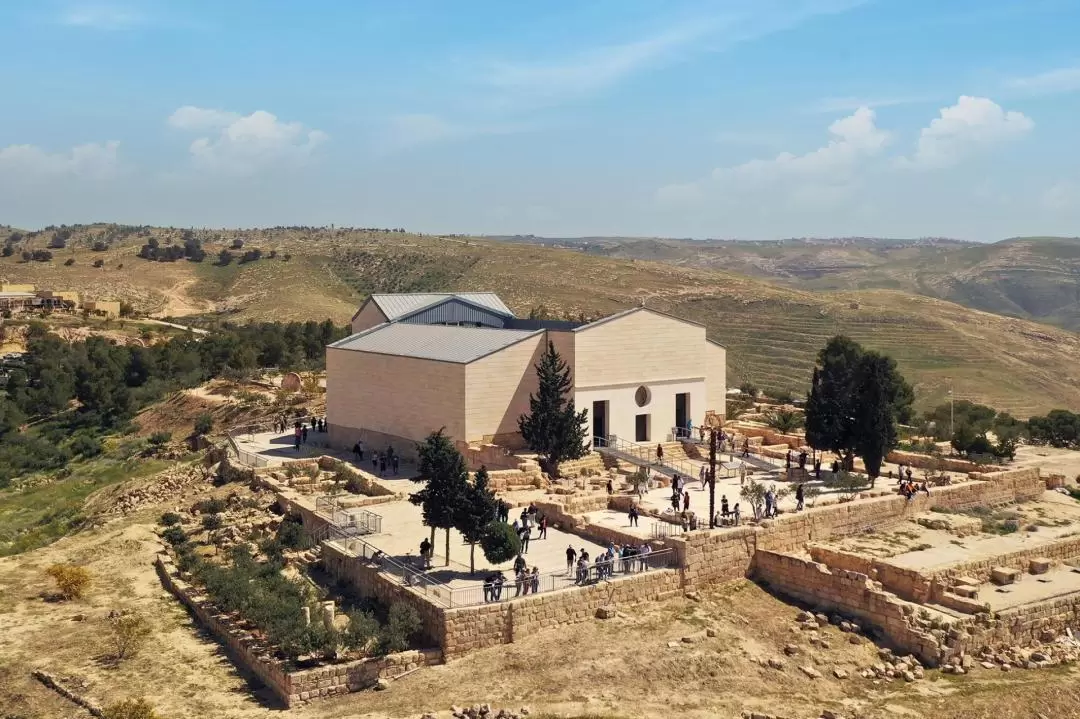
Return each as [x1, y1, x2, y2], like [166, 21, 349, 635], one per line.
[1029, 558, 1052, 575]
[991, 567, 1021, 586]
[953, 584, 979, 599]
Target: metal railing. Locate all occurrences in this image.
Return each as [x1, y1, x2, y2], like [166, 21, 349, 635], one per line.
[651, 521, 684, 538]
[324, 530, 453, 606]
[314, 495, 383, 536]
[446, 548, 677, 607]
[595, 435, 736, 481]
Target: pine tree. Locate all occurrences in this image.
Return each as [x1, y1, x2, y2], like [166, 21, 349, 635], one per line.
[409, 429, 469, 566]
[518, 341, 588, 476]
[854, 354, 898, 487]
[454, 466, 499, 574]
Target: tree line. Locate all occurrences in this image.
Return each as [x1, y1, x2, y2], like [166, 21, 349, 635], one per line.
[0, 320, 348, 486]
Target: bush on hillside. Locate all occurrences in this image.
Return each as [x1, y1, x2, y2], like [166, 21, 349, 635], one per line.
[159, 512, 182, 526]
[193, 412, 214, 435]
[147, 431, 172, 447]
[69, 432, 103, 458]
[101, 698, 159, 719]
[107, 610, 151, 661]
[46, 564, 92, 600]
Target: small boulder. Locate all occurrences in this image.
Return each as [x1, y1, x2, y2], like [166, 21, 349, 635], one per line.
[768, 657, 785, 670]
[374, 678, 389, 691]
[784, 644, 800, 656]
[595, 606, 616, 619]
[800, 665, 823, 679]
[832, 668, 849, 680]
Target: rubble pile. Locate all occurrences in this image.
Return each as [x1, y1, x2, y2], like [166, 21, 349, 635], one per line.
[944, 634, 1080, 673]
[420, 704, 532, 719]
[106, 464, 209, 515]
[857, 648, 925, 682]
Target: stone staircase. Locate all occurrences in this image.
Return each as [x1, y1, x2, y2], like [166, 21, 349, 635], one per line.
[557, 452, 608, 478]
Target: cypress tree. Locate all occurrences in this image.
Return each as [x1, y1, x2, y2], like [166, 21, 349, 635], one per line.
[454, 465, 499, 574]
[409, 429, 469, 566]
[518, 341, 589, 476]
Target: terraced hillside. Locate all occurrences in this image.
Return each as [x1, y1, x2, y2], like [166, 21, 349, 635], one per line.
[2, 225, 1079, 415]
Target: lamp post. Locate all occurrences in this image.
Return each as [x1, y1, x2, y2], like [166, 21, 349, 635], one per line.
[708, 428, 718, 528]
[947, 379, 954, 438]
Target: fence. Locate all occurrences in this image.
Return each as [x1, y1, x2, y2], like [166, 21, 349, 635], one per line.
[596, 435, 736, 481]
[314, 495, 383, 535]
[323, 531, 454, 607]
[651, 521, 684, 539]
[445, 548, 677, 608]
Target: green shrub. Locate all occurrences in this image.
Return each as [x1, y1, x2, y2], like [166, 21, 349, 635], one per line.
[159, 512, 182, 526]
[161, 526, 188, 546]
[275, 515, 313, 550]
[68, 432, 104, 458]
[148, 431, 172, 447]
[201, 513, 223, 531]
[378, 602, 421, 654]
[101, 698, 159, 719]
[193, 412, 214, 435]
[343, 609, 380, 653]
[196, 497, 227, 515]
[479, 521, 520, 564]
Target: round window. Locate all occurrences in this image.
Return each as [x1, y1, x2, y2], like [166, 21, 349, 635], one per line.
[634, 386, 650, 407]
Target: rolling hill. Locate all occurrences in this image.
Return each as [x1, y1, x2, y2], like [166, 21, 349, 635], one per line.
[2, 224, 1079, 416]
[498, 235, 1080, 333]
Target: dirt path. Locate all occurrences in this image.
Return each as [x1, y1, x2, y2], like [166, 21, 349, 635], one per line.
[151, 277, 212, 318]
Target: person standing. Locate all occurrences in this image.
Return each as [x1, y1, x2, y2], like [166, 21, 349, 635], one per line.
[538, 515, 548, 539]
[683, 490, 690, 512]
[628, 504, 639, 527]
[795, 483, 804, 512]
[566, 545, 577, 574]
[699, 464, 707, 491]
[656, 443, 664, 462]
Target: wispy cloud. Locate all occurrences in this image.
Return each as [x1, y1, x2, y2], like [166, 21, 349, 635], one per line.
[478, 0, 867, 109]
[1005, 66, 1080, 96]
[60, 3, 145, 30]
[380, 113, 537, 151]
[807, 94, 936, 114]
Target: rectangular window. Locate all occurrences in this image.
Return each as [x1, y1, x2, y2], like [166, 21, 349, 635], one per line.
[635, 414, 650, 443]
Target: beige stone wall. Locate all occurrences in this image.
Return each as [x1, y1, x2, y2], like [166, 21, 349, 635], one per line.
[465, 333, 544, 443]
[573, 309, 705, 389]
[705, 340, 727, 418]
[350, 301, 388, 334]
[326, 347, 466, 448]
[441, 569, 682, 659]
[923, 534, 1080, 585]
[752, 550, 946, 665]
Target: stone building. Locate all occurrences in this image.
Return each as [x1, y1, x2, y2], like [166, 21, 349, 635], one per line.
[326, 292, 726, 458]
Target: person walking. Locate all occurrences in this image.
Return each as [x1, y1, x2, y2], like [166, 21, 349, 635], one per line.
[391, 454, 399, 475]
[683, 490, 690, 512]
[566, 545, 577, 574]
[795, 483, 804, 512]
[519, 525, 530, 553]
[699, 464, 707, 491]
[656, 443, 664, 462]
[628, 504, 639, 527]
[530, 567, 540, 594]
[733, 503, 741, 526]
[419, 538, 432, 569]
[538, 515, 548, 539]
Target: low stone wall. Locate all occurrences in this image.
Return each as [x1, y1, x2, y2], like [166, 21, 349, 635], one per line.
[441, 568, 682, 658]
[886, 449, 982, 474]
[456, 441, 532, 472]
[155, 554, 440, 706]
[752, 550, 945, 666]
[968, 593, 1080, 649]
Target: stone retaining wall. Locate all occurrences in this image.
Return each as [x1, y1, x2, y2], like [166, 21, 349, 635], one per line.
[155, 554, 440, 706]
[886, 449, 982, 474]
[752, 550, 945, 665]
[441, 568, 682, 658]
[923, 534, 1080, 585]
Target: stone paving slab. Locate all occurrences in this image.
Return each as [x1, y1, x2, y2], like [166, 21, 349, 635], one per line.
[983, 564, 1080, 610]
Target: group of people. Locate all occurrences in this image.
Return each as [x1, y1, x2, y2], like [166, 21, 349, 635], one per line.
[481, 557, 541, 602]
[509, 504, 548, 552]
[350, 439, 400, 476]
[785, 450, 823, 479]
[273, 415, 326, 451]
[714, 494, 742, 526]
[567, 542, 654, 585]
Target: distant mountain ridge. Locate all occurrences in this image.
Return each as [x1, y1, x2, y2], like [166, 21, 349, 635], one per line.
[491, 235, 1080, 332]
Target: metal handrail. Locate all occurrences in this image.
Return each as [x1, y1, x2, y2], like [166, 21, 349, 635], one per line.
[446, 548, 677, 607]
[595, 435, 734, 481]
[323, 530, 453, 607]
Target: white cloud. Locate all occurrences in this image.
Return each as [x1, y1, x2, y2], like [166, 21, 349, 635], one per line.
[900, 96, 1033, 170]
[658, 106, 889, 207]
[1006, 66, 1080, 96]
[60, 3, 145, 30]
[0, 141, 120, 179]
[169, 108, 328, 174]
[167, 106, 241, 131]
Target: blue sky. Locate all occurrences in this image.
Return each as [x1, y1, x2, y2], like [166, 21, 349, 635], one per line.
[2, 0, 1080, 240]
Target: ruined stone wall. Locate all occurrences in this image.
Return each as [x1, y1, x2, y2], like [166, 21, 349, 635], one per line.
[885, 449, 981, 474]
[965, 594, 1080, 649]
[923, 535, 1080, 585]
[440, 569, 681, 659]
[155, 554, 440, 706]
[752, 550, 945, 666]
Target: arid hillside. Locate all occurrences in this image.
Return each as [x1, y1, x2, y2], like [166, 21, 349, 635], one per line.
[3, 225, 1080, 416]
[506, 235, 1080, 333]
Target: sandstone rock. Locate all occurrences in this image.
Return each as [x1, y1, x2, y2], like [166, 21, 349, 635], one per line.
[800, 665, 822, 679]
[784, 644, 800, 656]
[1000, 663, 1011, 672]
[847, 634, 862, 645]
[768, 657, 785, 670]
[821, 710, 840, 719]
[818, 639, 831, 650]
[706, 628, 718, 638]
[682, 631, 706, 644]
[815, 613, 829, 627]
[1029, 557, 1052, 575]
[990, 567, 1020, 586]
[832, 668, 849, 679]
[685, 591, 702, 601]
[374, 678, 389, 691]
[667, 641, 682, 648]
[797, 610, 814, 622]
[595, 605, 616, 619]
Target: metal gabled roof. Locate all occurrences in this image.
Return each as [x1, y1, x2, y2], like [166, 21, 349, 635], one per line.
[368, 292, 514, 321]
[328, 323, 542, 364]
